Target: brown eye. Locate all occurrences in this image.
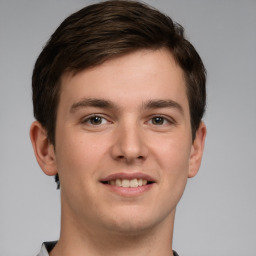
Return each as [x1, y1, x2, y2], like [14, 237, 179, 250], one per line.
[151, 116, 165, 125]
[89, 116, 103, 125]
[82, 115, 108, 126]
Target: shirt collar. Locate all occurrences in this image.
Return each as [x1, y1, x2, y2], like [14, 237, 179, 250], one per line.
[37, 241, 179, 256]
[37, 241, 57, 256]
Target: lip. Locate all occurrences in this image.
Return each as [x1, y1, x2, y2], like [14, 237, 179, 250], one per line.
[100, 172, 156, 197]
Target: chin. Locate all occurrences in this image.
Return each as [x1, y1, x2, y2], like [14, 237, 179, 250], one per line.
[100, 210, 165, 236]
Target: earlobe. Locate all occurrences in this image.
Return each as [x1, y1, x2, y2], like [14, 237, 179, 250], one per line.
[30, 121, 58, 176]
[188, 122, 207, 178]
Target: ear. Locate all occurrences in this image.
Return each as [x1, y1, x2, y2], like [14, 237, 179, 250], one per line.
[188, 122, 207, 178]
[30, 121, 57, 176]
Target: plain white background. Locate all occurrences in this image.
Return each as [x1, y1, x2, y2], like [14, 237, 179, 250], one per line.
[0, 0, 255, 255]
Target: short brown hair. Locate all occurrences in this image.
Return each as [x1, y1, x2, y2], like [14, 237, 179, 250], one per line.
[32, 0, 206, 187]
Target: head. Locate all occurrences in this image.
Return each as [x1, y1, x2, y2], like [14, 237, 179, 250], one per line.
[30, 0, 207, 238]
[32, 0, 206, 189]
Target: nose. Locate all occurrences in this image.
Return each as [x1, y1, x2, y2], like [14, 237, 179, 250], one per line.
[110, 119, 148, 164]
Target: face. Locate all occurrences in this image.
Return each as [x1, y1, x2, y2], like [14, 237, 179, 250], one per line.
[46, 49, 205, 235]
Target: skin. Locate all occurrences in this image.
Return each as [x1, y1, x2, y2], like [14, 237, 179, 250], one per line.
[30, 48, 206, 256]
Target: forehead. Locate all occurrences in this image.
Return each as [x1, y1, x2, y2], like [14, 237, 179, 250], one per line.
[59, 48, 188, 112]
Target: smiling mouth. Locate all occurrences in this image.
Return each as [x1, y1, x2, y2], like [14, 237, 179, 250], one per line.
[101, 178, 154, 188]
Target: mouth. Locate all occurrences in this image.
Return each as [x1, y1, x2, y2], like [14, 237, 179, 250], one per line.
[100, 172, 156, 189]
[101, 178, 154, 188]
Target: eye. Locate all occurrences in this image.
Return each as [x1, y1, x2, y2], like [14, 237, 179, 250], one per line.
[151, 116, 165, 125]
[149, 116, 170, 125]
[82, 115, 108, 125]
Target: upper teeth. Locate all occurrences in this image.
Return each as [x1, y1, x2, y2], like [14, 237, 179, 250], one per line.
[108, 178, 147, 188]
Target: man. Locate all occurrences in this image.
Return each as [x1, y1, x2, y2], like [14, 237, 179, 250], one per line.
[30, 1, 206, 255]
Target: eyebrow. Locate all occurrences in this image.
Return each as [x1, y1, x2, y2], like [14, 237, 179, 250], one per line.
[70, 98, 117, 113]
[144, 99, 184, 115]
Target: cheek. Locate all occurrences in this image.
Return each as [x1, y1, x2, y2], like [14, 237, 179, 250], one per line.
[155, 135, 192, 193]
[55, 133, 106, 211]
[155, 134, 191, 172]
[55, 131, 107, 184]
